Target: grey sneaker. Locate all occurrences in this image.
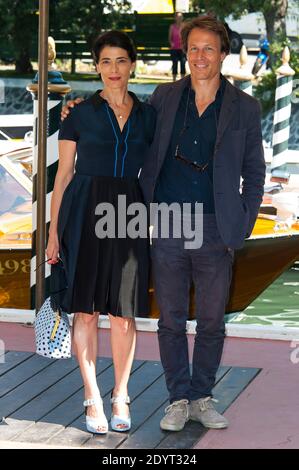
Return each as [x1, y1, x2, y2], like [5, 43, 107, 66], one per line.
[189, 397, 228, 429]
[160, 399, 189, 432]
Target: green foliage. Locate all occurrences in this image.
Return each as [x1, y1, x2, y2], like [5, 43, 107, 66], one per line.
[270, 35, 299, 72]
[0, 0, 38, 71]
[0, 0, 132, 72]
[254, 72, 277, 114]
[51, 1, 133, 48]
[191, 0, 263, 20]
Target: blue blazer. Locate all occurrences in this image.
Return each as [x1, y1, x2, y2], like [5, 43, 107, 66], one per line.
[139, 76, 266, 249]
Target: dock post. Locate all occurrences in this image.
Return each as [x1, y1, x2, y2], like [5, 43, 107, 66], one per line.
[27, 37, 71, 311]
[231, 45, 254, 96]
[270, 46, 295, 183]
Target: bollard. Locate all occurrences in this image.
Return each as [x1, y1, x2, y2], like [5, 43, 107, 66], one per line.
[270, 46, 295, 183]
[231, 45, 254, 96]
[27, 37, 71, 309]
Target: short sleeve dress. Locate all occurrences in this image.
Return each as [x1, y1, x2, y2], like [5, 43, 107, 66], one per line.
[54, 90, 156, 318]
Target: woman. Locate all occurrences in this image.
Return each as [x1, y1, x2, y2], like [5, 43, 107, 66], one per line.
[46, 31, 156, 435]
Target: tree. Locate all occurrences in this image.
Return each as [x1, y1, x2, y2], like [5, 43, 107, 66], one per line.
[261, 0, 288, 43]
[0, 0, 38, 73]
[0, 0, 132, 74]
[192, 0, 289, 44]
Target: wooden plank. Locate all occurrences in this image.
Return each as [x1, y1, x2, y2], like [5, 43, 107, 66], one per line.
[47, 360, 163, 449]
[44, 424, 92, 448]
[0, 351, 35, 377]
[11, 359, 110, 421]
[0, 356, 78, 419]
[157, 367, 260, 449]
[61, 359, 143, 428]
[10, 358, 111, 423]
[120, 365, 232, 449]
[212, 367, 260, 412]
[0, 418, 34, 441]
[118, 402, 166, 449]
[214, 365, 231, 382]
[0, 348, 8, 358]
[3, 358, 112, 444]
[157, 417, 205, 449]
[47, 360, 145, 448]
[85, 360, 165, 449]
[0, 354, 58, 398]
[0, 357, 259, 450]
[118, 375, 168, 449]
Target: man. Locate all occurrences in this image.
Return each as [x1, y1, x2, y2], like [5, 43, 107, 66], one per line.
[61, 16, 265, 432]
[141, 16, 265, 432]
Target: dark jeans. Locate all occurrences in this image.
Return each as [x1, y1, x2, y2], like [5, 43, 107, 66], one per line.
[151, 214, 234, 403]
[170, 49, 186, 76]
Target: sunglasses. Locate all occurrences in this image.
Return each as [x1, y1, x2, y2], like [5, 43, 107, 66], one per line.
[175, 126, 209, 172]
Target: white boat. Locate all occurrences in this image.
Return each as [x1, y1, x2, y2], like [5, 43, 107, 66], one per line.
[0, 114, 33, 141]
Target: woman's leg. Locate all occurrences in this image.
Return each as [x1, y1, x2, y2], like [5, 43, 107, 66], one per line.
[109, 314, 136, 425]
[72, 312, 106, 424]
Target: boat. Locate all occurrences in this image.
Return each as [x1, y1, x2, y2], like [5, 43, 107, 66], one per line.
[0, 141, 32, 309]
[0, 114, 33, 141]
[150, 218, 299, 319]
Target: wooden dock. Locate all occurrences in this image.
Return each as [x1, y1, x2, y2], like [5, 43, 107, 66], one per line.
[0, 351, 260, 449]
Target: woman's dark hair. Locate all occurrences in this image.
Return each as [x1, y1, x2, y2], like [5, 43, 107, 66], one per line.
[92, 30, 137, 64]
[181, 16, 230, 54]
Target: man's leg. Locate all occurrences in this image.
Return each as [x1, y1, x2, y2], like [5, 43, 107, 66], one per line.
[186, 216, 233, 429]
[179, 50, 186, 76]
[151, 236, 192, 403]
[190, 217, 233, 400]
[170, 49, 178, 81]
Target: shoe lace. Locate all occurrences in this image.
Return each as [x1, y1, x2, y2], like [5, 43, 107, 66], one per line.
[165, 399, 189, 415]
[197, 396, 218, 412]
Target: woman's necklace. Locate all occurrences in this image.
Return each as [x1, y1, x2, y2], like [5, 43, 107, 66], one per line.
[101, 92, 130, 119]
[109, 103, 128, 120]
[110, 103, 125, 119]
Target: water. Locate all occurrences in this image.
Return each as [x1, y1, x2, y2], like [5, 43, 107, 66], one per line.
[230, 261, 299, 327]
[2, 79, 299, 152]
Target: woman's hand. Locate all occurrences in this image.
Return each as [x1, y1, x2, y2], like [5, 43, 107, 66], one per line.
[46, 231, 60, 264]
[61, 97, 84, 120]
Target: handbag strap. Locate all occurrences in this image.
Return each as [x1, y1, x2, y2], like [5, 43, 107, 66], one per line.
[34, 257, 62, 272]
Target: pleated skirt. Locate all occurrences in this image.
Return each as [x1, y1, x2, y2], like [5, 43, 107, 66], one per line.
[56, 174, 149, 318]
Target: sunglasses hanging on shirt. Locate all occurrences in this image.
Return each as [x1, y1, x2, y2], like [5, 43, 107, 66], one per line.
[174, 86, 220, 172]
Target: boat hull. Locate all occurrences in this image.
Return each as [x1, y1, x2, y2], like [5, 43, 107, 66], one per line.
[0, 248, 30, 309]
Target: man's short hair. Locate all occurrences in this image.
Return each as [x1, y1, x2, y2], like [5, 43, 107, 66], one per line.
[181, 16, 230, 55]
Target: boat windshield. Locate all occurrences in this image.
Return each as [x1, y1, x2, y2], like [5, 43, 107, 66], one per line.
[0, 165, 31, 214]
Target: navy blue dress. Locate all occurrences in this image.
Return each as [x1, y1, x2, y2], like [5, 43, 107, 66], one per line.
[55, 91, 156, 317]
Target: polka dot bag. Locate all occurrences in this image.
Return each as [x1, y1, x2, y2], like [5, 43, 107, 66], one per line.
[35, 297, 71, 359]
